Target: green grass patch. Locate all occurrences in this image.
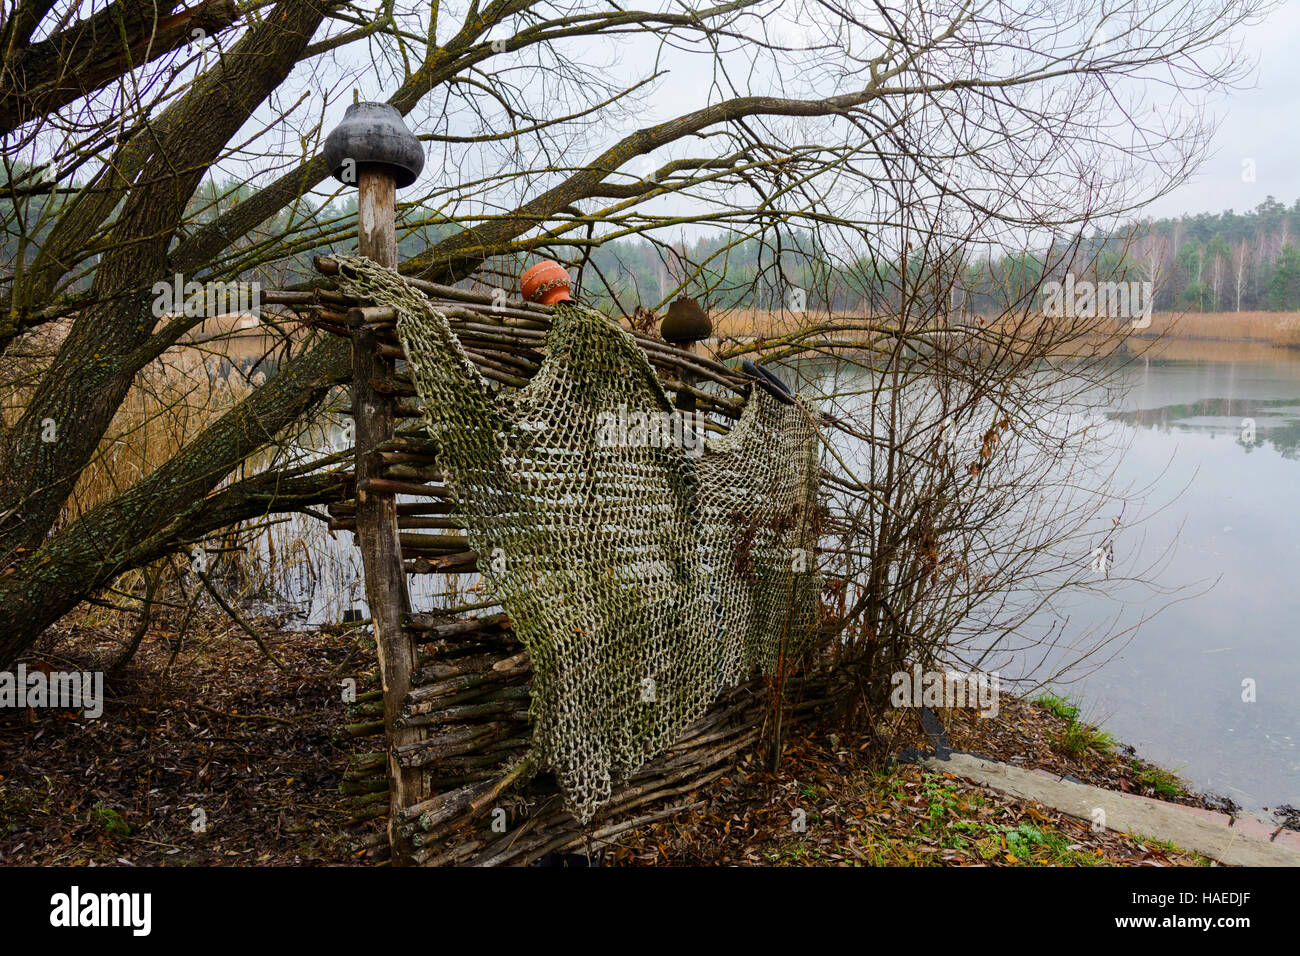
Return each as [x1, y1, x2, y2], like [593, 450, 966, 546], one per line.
[1128, 833, 1202, 859]
[1134, 762, 1186, 798]
[1033, 692, 1080, 722]
[1034, 692, 1115, 757]
[1053, 719, 1116, 757]
[91, 802, 131, 838]
[869, 772, 1107, 865]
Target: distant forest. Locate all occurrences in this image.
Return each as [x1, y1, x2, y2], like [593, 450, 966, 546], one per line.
[574, 196, 1300, 316]
[1094, 196, 1300, 313]
[6, 166, 1300, 317]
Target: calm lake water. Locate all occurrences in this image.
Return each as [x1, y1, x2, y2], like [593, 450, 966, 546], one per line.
[1042, 341, 1300, 813]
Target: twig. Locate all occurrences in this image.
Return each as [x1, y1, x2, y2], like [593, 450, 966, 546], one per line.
[111, 566, 161, 676]
[468, 755, 536, 817]
[188, 702, 299, 726]
[194, 568, 292, 674]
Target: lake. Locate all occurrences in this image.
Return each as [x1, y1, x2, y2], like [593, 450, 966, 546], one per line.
[1040, 340, 1299, 814]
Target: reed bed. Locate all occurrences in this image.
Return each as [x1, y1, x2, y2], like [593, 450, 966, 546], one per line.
[0, 322, 343, 629]
[708, 308, 1300, 347]
[1133, 310, 1300, 346]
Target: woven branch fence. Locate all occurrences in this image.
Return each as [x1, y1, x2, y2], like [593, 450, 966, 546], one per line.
[261, 258, 836, 865]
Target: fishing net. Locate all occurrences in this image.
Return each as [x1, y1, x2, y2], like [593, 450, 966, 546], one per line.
[337, 256, 823, 823]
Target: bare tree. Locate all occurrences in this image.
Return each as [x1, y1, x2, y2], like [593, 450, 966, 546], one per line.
[0, 0, 1272, 679]
[1233, 236, 1252, 312]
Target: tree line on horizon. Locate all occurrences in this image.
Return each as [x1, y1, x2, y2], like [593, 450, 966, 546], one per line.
[9, 170, 1300, 321]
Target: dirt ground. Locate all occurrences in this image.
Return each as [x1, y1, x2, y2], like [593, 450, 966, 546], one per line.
[1, 615, 1283, 866]
[0, 616, 365, 865]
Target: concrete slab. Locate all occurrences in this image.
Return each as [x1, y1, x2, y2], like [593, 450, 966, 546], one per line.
[921, 752, 1300, 867]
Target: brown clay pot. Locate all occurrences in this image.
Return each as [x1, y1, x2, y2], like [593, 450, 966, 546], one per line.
[520, 260, 572, 305]
[660, 295, 711, 344]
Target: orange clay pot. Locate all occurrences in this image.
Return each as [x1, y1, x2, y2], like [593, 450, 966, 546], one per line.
[520, 260, 572, 305]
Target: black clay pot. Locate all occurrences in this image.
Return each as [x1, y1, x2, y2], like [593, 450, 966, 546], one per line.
[323, 102, 425, 189]
[742, 359, 795, 405]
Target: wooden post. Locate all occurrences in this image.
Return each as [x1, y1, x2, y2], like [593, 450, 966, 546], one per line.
[353, 166, 421, 865]
[357, 170, 397, 267]
[676, 342, 699, 415]
[323, 100, 426, 863]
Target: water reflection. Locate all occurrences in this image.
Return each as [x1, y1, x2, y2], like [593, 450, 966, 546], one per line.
[1111, 397, 1300, 459]
[1056, 348, 1300, 811]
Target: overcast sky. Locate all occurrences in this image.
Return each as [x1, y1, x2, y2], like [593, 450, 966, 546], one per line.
[173, 0, 1300, 232]
[596, 1, 1300, 234]
[1144, 0, 1300, 219]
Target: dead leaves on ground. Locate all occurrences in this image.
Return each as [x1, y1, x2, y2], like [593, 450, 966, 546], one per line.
[0, 617, 362, 866]
[608, 730, 1208, 867]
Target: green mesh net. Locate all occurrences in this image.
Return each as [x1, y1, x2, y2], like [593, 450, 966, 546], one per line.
[337, 256, 823, 823]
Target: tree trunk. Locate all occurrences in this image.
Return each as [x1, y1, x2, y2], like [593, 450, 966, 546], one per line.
[0, 337, 349, 667]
